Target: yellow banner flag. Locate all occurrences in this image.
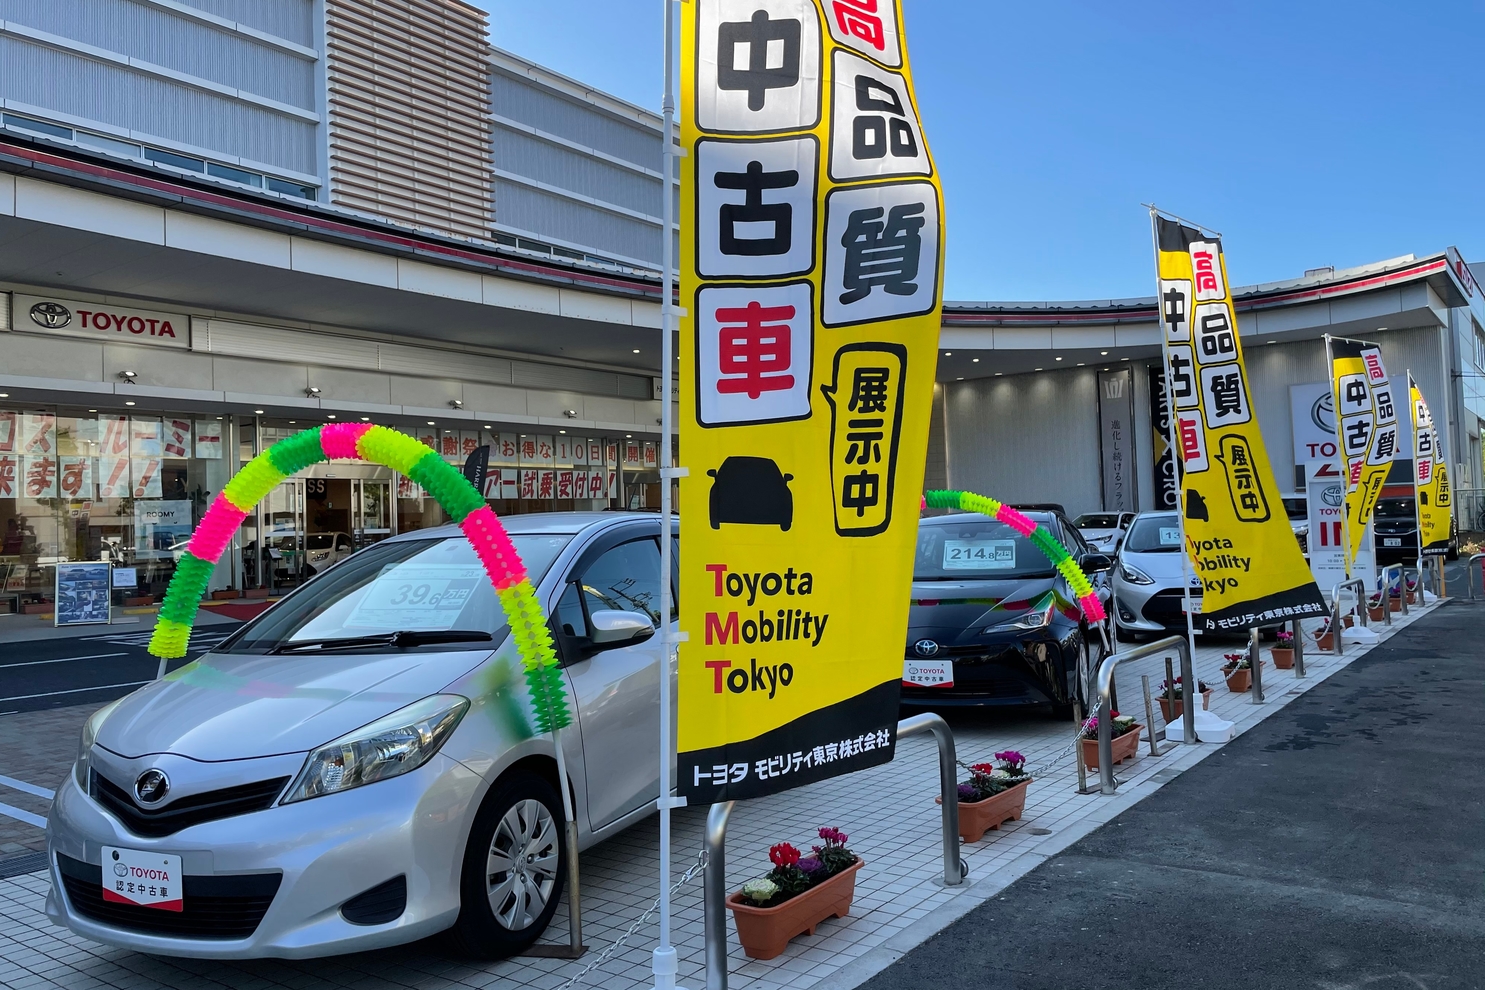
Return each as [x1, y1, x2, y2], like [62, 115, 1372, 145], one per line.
[1153, 216, 1324, 630]
[1409, 374, 1452, 555]
[1328, 337, 1398, 568]
[678, 0, 943, 802]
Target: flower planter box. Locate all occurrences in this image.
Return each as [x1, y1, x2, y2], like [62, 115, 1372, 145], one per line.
[244, 587, 273, 599]
[1225, 668, 1252, 692]
[1406, 591, 1417, 605]
[211, 589, 242, 600]
[123, 595, 155, 607]
[1388, 598, 1401, 613]
[938, 779, 1030, 843]
[1080, 725, 1142, 771]
[1368, 605, 1386, 622]
[727, 859, 863, 960]
[1156, 690, 1211, 723]
[21, 602, 51, 615]
[1271, 647, 1294, 670]
[1343, 614, 1355, 628]
[1315, 631, 1334, 651]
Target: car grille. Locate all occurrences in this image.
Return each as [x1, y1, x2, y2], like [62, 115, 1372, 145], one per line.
[1141, 590, 1195, 627]
[91, 771, 289, 839]
[57, 853, 280, 939]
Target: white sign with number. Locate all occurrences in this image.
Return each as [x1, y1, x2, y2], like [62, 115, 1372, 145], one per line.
[941, 539, 1015, 570]
[347, 564, 484, 631]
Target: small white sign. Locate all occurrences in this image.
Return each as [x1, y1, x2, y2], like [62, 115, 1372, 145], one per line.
[112, 567, 138, 589]
[903, 659, 953, 688]
[102, 846, 182, 912]
[941, 539, 1015, 570]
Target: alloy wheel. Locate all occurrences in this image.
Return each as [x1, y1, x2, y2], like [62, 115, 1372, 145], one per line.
[485, 798, 560, 930]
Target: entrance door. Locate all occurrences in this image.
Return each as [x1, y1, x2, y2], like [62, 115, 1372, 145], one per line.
[261, 479, 306, 591]
[354, 479, 393, 549]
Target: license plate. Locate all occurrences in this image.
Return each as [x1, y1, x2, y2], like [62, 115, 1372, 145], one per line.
[903, 659, 953, 688]
[1187, 598, 1203, 614]
[1383, 538, 1402, 547]
[101, 847, 183, 912]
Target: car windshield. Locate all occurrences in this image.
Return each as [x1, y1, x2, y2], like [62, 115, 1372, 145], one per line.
[1123, 516, 1183, 553]
[1281, 498, 1306, 520]
[306, 534, 336, 550]
[1374, 498, 1416, 518]
[914, 516, 1053, 580]
[218, 533, 572, 654]
[1075, 513, 1120, 528]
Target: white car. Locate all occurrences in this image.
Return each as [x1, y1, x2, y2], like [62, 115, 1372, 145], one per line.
[305, 532, 354, 573]
[1073, 512, 1136, 554]
[1110, 512, 1202, 637]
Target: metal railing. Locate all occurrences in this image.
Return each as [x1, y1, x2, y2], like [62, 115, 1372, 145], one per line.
[1379, 564, 1407, 619]
[1092, 634, 1192, 795]
[1415, 555, 1445, 599]
[1247, 627, 1264, 704]
[1330, 578, 1367, 653]
[1290, 615, 1306, 678]
[702, 713, 966, 990]
[1468, 553, 1485, 601]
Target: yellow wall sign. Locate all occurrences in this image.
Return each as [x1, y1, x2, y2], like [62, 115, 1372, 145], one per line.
[679, 0, 943, 802]
[1409, 375, 1452, 555]
[1153, 217, 1324, 630]
[1328, 336, 1398, 569]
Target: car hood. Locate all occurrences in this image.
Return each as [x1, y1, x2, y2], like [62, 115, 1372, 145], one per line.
[907, 575, 1067, 645]
[95, 648, 495, 762]
[1080, 528, 1118, 542]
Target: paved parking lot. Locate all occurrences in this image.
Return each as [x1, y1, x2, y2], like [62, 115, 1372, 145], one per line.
[0, 600, 1447, 990]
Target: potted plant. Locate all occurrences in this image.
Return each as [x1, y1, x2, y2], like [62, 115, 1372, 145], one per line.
[1367, 593, 1386, 622]
[727, 827, 863, 960]
[1404, 576, 1417, 605]
[1271, 631, 1295, 670]
[1222, 651, 1257, 692]
[940, 750, 1032, 842]
[1078, 712, 1142, 770]
[1387, 585, 1402, 612]
[1154, 676, 1211, 722]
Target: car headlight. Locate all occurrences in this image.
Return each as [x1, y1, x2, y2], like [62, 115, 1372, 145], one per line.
[75, 698, 124, 790]
[282, 694, 469, 804]
[1118, 562, 1155, 585]
[985, 604, 1054, 634]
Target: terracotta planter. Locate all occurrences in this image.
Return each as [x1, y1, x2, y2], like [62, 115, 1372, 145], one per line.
[1080, 725, 1143, 771]
[727, 859, 863, 960]
[939, 779, 1031, 842]
[1368, 605, 1386, 622]
[1156, 690, 1211, 723]
[1271, 647, 1294, 670]
[123, 595, 154, 607]
[1406, 591, 1417, 605]
[1388, 597, 1401, 613]
[21, 602, 51, 615]
[1225, 668, 1252, 692]
[1315, 631, 1334, 651]
[1343, 614, 1355, 628]
[211, 589, 242, 600]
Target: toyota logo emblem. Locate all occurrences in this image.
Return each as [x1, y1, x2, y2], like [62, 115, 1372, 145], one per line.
[1310, 392, 1335, 434]
[29, 301, 72, 329]
[913, 639, 940, 658]
[134, 770, 169, 805]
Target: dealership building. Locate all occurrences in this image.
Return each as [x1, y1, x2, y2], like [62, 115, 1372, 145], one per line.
[1, 0, 1483, 611]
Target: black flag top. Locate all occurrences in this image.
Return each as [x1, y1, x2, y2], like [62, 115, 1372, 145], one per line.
[462, 444, 490, 497]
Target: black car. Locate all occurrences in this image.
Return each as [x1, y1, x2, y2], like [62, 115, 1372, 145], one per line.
[1372, 495, 1460, 562]
[901, 509, 1112, 716]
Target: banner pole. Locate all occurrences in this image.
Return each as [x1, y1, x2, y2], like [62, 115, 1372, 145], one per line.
[1146, 207, 1200, 681]
[1409, 370, 1425, 570]
[1325, 334, 1354, 584]
[654, 0, 680, 986]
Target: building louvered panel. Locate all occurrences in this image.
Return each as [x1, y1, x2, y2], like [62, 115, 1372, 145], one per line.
[325, 0, 493, 241]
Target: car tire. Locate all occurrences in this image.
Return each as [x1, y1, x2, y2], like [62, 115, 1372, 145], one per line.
[446, 771, 566, 959]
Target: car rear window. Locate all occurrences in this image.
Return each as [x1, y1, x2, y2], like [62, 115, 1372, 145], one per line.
[914, 516, 1053, 580]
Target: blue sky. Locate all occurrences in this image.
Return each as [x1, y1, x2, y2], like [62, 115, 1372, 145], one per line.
[472, 1, 1484, 302]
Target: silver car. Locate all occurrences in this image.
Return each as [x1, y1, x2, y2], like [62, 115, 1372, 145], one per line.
[1109, 511, 1202, 637]
[47, 513, 675, 959]
[1072, 511, 1135, 554]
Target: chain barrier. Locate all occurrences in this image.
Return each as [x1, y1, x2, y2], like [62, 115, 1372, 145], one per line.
[550, 848, 708, 990]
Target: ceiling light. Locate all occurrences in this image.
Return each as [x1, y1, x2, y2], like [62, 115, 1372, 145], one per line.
[449, 399, 463, 409]
[1055, 356, 1063, 361]
[305, 386, 321, 397]
[1267, 339, 1277, 344]
[253, 409, 264, 414]
[86, 408, 95, 412]
[944, 351, 952, 356]
[1077, 362, 1085, 366]
[360, 416, 370, 422]
[118, 370, 137, 381]
[625, 434, 633, 438]
[972, 358, 979, 363]
[1120, 357, 1130, 362]
[327, 415, 337, 420]
[1100, 351, 1108, 356]
[1035, 368, 1043, 372]
[1103, 367, 1110, 371]
[563, 409, 577, 418]
[483, 424, 492, 429]
[994, 372, 1002, 376]
[1376, 326, 1388, 331]
[289, 420, 296, 424]
[633, 349, 641, 354]
[215, 415, 222, 420]
[124, 400, 136, 406]
[0, 394, 10, 399]
[427, 421, 436, 426]
[559, 429, 567, 434]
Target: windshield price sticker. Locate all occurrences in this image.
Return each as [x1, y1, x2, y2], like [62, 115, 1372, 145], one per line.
[102, 847, 182, 912]
[903, 659, 953, 688]
[348, 564, 484, 631]
[1158, 527, 1181, 546]
[941, 539, 1016, 570]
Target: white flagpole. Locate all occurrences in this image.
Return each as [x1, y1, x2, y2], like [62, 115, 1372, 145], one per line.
[1146, 207, 1200, 672]
[653, 0, 681, 986]
[1408, 370, 1427, 568]
[1325, 334, 1353, 582]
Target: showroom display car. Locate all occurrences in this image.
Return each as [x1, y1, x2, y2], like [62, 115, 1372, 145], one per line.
[1371, 495, 1460, 562]
[901, 507, 1111, 715]
[1110, 511, 1203, 636]
[48, 513, 678, 960]
[1073, 511, 1135, 554]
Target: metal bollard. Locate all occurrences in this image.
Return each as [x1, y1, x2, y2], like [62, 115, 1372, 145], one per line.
[1292, 616, 1305, 678]
[1469, 553, 1485, 601]
[1249, 627, 1264, 703]
[1092, 635, 1192, 795]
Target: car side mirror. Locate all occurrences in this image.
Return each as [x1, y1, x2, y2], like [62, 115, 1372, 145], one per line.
[1080, 552, 1113, 572]
[589, 609, 656, 646]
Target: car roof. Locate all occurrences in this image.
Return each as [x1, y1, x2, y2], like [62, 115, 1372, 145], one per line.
[382, 511, 667, 544]
[921, 509, 1055, 526]
[1131, 511, 1179, 521]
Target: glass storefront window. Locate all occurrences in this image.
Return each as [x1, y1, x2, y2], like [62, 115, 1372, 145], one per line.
[0, 407, 232, 611]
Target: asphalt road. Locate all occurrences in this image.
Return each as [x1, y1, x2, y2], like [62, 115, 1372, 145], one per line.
[860, 601, 1485, 990]
[0, 624, 235, 715]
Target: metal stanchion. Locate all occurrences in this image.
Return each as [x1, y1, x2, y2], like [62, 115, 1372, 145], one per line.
[1331, 578, 1366, 653]
[1091, 635, 1191, 795]
[897, 713, 968, 886]
[1291, 616, 1305, 678]
[1141, 674, 1173, 756]
[1248, 627, 1264, 704]
[1380, 564, 1407, 617]
[1468, 553, 1485, 601]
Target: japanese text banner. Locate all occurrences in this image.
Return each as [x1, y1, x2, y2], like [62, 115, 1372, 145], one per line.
[1154, 217, 1324, 630]
[1409, 375, 1451, 556]
[1328, 337, 1396, 568]
[679, 0, 943, 803]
